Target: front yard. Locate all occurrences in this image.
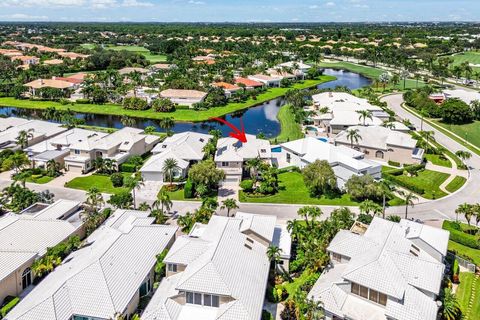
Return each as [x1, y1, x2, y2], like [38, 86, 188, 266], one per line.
[384, 167, 450, 199]
[65, 173, 132, 195]
[446, 176, 467, 193]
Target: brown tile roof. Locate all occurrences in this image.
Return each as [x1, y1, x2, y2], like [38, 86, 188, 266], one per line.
[234, 77, 264, 87]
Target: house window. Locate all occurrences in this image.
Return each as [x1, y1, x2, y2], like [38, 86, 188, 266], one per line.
[204, 294, 212, 306]
[351, 282, 387, 306]
[186, 292, 194, 304]
[360, 285, 369, 299]
[185, 292, 220, 308]
[194, 293, 202, 305]
[261, 149, 266, 153]
[221, 162, 229, 167]
[286, 153, 291, 163]
[74, 149, 80, 155]
[351, 283, 360, 295]
[168, 264, 178, 272]
[22, 267, 32, 290]
[332, 252, 342, 262]
[375, 150, 384, 159]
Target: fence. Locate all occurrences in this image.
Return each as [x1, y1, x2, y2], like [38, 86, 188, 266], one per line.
[448, 252, 476, 273]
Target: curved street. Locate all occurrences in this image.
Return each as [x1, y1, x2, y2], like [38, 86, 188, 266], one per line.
[381, 93, 480, 221]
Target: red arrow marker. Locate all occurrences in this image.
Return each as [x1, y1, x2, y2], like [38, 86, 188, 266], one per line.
[210, 117, 248, 143]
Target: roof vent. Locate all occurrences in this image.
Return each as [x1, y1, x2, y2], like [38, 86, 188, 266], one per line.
[244, 243, 252, 250]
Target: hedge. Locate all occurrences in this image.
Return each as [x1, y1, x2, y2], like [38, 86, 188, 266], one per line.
[184, 179, 194, 198]
[120, 163, 136, 173]
[443, 221, 480, 249]
[261, 310, 274, 320]
[1, 296, 19, 318]
[388, 160, 401, 167]
[383, 174, 425, 195]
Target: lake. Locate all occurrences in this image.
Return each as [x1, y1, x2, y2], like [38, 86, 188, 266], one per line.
[0, 69, 371, 137]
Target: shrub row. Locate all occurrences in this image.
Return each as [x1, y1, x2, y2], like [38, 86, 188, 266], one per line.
[387, 160, 401, 167]
[383, 174, 425, 195]
[384, 163, 425, 176]
[1, 296, 19, 318]
[120, 163, 136, 173]
[443, 221, 480, 249]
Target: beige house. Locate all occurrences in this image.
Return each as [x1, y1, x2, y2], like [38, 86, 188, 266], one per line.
[24, 78, 77, 96]
[5, 210, 177, 320]
[159, 89, 207, 107]
[0, 200, 84, 304]
[334, 126, 424, 164]
[215, 134, 271, 182]
[64, 127, 160, 173]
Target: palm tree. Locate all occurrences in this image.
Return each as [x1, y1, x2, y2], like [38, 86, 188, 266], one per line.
[399, 191, 418, 219]
[16, 129, 34, 149]
[297, 206, 323, 229]
[85, 187, 104, 213]
[162, 158, 179, 187]
[359, 200, 382, 216]
[455, 150, 472, 166]
[303, 298, 324, 320]
[159, 117, 175, 135]
[245, 157, 262, 182]
[346, 128, 362, 148]
[154, 188, 173, 214]
[45, 159, 62, 177]
[379, 180, 396, 218]
[120, 115, 136, 127]
[266, 245, 282, 275]
[440, 288, 461, 320]
[356, 110, 373, 126]
[220, 198, 238, 217]
[419, 130, 435, 152]
[124, 176, 144, 209]
[378, 72, 390, 91]
[455, 203, 472, 223]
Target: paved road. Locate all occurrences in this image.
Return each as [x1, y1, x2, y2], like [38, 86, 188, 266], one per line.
[381, 93, 480, 221]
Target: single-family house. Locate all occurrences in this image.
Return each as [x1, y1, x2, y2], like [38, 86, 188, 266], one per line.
[335, 126, 424, 164]
[140, 132, 212, 182]
[430, 89, 480, 105]
[57, 51, 89, 60]
[4, 209, 177, 320]
[248, 74, 282, 87]
[276, 61, 312, 75]
[279, 137, 381, 188]
[24, 128, 108, 168]
[234, 77, 264, 89]
[64, 127, 160, 173]
[309, 92, 389, 135]
[24, 78, 78, 97]
[11, 55, 39, 66]
[150, 63, 176, 72]
[212, 82, 243, 97]
[0, 199, 84, 304]
[215, 135, 272, 182]
[118, 67, 150, 76]
[267, 69, 296, 80]
[159, 89, 208, 107]
[0, 119, 67, 151]
[308, 217, 449, 320]
[43, 59, 64, 65]
[0, 117, 30, 132]
[140, 212, 290, 320]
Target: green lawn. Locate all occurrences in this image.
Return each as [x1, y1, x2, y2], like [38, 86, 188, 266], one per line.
[393, 169, 449, 199]
[456, 272, 480, 320]
[106, 45, 167, 63]
[283, 270, 319, 300]
[26, 175, 54, 184]
[425, 153, 452, 168]
[448, 241, 480, 267]
[446, 176, 467, 193]
[272, 105, 303, 144]
[0, 77, 334, 123]
[65, 173, 131, 195]
[318, 61, 425, 90]
[448, 51, 480, 72]
[80, 43, 96, 50]
[434, 120, 480, 152]
[161, 185, 200, 202]
[239, 171, 360, 205]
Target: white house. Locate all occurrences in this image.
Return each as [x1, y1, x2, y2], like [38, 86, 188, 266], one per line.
[248, 74, 282, 87]
[215, 134, 271, 182]
[0, 199, 83, 304]
[64, 127, 160, 173]
[140, 212, 291, 320]
[5, 209, 177, 320]
[0, 119, 67, 151]
[24, 128, 108, 168]
[335, 126, 424, 164]
[159, 89, 207, 107]
[276, 61, 312, 75]
[308, 217, 449, 320]
[140, 132, 213, 182]
[279, 137, 381, 188]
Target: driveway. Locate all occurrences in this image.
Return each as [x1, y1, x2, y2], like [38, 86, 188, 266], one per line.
[135, 180, 164, 202]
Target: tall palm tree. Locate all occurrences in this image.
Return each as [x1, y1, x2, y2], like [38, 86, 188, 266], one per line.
[455, 150, 472, 166]
[85, 187, 104, 213]
[297, 206, 323, 229]
[159, 117, 175, 136]
[162, 158, 179, 187]
[399, 191, 418, 219]
[346, 128, 362, 148]
[359, 200, 381, 216]
[303, 298, 324, 320]
[16, 129, 34, 149]
[154, 188, 173, 214]
[124, 176, 144, 209]
[220, 198, 239, 217]
[379, 180, 396, 218]
[245, 157, 262, 182]
[440, 288, 461, 320]
[266, 245, 282, 276]
[356, 110, 373, 126]
[120, 116, 136, 127]
[455, 203, 472, 223]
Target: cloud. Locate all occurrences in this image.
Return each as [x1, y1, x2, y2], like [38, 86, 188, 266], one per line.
[1, 13, 49, 19]
[188, 0, 205, 5]
[121, 0, 153, 7]
[325, 2, 335, 7]
[0, 0, 85, 7]
[309, 5, 319, 9]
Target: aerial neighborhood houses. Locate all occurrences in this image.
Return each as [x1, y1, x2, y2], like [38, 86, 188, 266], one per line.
[429, 88, 480, 105]
[140, 132, 212, 182]
[0, 200, 84, 304]
[4, 209, 177, 320]
[309, 217, 449, 320]
[64, 127, 160, 173]
[141, 212, 290, 320]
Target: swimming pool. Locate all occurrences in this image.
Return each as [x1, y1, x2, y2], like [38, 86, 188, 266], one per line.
[306, 126, 318, 132]
[271, 146, 282, 153]
[318, 137, 328, 143]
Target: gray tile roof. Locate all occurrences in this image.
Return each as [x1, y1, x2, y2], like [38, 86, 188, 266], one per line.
[5, 210, 177, 320]
[142, 213, 278, 320]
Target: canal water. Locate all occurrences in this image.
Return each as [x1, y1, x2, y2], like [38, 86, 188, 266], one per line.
[0, 69, 371, 137]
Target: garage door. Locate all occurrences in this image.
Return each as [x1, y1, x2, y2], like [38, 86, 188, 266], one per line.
[142, 172, 164, 182]
[67, 165, 83, 173]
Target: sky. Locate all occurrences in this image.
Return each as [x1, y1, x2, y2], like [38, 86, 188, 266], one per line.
[0, 0, 479, 23]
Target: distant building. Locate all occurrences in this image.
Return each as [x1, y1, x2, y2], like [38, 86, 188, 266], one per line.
[159, 89, 208, 107]
[248, 74, 282, 87]
[234, 77, 264, 89]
